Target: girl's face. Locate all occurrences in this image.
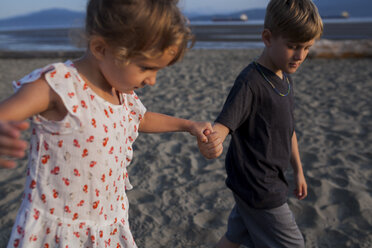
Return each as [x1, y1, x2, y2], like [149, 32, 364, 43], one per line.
[99, 47, 178, 94]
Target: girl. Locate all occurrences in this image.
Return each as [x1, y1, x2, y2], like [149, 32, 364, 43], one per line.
[0, 0, 212, 247]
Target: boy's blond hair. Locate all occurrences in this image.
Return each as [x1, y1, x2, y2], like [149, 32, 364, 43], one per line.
[264, 0, 323, 42]
[85, 0, 193, 65]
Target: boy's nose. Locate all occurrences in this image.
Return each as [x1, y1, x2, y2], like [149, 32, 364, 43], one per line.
[295, 49, 307, 61]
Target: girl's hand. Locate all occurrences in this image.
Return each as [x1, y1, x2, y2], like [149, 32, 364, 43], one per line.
[294, 170, 307, 200]
[0, 120, 29, 168]
[188, 121, 213, 143]
[197, 130, 223, 159]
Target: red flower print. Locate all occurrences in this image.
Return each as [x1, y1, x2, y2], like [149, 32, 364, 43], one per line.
[58, 140, 63, 148]
[103, 124, 108, 133]
[46, 227, 51, 234]
[83, 83, 88, 90]
[77, 200, 84, 207]
[73, 139, 80, 148]
[64, 205, 71, 213]
[103, 137, 109, 147]
[41, 194, 46, 203]
[128, 136, 134, 142]
[73, 213, 79, 220]
[122, 235, 128, 241]
[90, 161, 97, 168]
[117, 243, 122, 248]
[92, 118, 97, 128]
[50, 208, 55, 214]
[13, 239, 20, 247]
[104, 109, 109, 118]
[51, 166, 60, 175]
[109, 106, 114, 114]
[81, 100, 87, 109]
[74, 169, 81, 176]
[44, 141, 49, 150]
[134, 125, 137, 132]
[33, 208, 40, 220]
[86, 136, 94, 142]
[111, 228, 118, 236]
[90, 94, 95, 100]
[109, 168, 113, 176]
[99, 230, 103, 238]
[29, 180, 36, 189]
[101, 174, 106, 182]
[93, 201, 100, 209]
[109, 146, 114, 154]
[83, 185, 88, 193]
[122, 203, 126, 210]
[68, 92, 75, 98]
[128, 102, 133, 106]
[16, 225, 23, 235]
[130, 110, 136, 115]
[55, 235, 60, 244]
[82, 149, 88, 157]
[62, 177, 70, 186]
[95, 189, 100, 197]
[64, 72, 71, 79]
[50, 70, 57, 78]
[41, 155, 50, 164]
[74, 231, 80, 238]
[53, 189, 59, 198]
[72, 105, 78, 113]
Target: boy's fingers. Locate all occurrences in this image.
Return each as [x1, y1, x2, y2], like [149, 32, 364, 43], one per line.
[203, 129, 211, 136]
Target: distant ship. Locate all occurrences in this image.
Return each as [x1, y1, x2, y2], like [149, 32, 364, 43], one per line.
[322, 11, 350, 19]
[213, 14, 248, 22]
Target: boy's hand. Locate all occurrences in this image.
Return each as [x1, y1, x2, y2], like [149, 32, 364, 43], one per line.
[294, 170, 307, 200]
[0, 120, 29, 168]
[197, 130, 223, 159]
[188, 121, 213, 143]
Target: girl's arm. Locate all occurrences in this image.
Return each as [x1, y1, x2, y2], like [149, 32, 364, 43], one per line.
[290, 130, 307, 200]
[138, 111, 212, 143]
[0, 77, 59, 168]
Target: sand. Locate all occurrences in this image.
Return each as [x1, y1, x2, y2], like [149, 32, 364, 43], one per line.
[0, 49, 371, 247]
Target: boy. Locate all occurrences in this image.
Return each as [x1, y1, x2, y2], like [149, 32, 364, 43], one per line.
[198, 0, 323, 247]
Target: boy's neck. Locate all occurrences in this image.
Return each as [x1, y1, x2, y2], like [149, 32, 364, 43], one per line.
[256, 52, 284, 79]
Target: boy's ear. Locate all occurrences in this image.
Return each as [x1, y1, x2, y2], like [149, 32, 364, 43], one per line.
[262, 29, 272, 47]
[89, 36, 108, 60]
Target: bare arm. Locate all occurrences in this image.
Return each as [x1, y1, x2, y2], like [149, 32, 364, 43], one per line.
[291, 131, 307, 200]
[138, 111, 213, 143]
[0, 77, 58, 168]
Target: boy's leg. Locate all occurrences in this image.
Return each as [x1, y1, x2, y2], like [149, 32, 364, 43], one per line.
[234, 194, 305, 248]
[216, 235, 240, 248]
[218, 204, 255, 248]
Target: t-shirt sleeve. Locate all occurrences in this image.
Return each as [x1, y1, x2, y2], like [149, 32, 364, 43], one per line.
[215, 76, 253, 133]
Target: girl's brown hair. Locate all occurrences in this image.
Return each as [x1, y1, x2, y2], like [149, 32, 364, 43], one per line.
[85, 0, 193, 64]
[264, 0, 323, 42]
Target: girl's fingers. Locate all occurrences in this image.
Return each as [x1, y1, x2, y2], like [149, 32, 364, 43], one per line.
[0, 158, 17, 169]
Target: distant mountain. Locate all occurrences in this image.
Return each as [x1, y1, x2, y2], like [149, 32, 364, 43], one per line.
[0, 9, 84, 29]
[189, 0, 372, 21]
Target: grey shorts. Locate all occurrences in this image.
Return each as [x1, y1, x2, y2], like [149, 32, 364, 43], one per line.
[226, 194, 305, 248]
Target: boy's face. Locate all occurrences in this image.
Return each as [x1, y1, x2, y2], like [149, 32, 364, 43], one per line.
[266, 34, 315, 75]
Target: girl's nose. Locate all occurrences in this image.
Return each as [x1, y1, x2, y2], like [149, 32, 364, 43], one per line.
[144, 73, 157, 86]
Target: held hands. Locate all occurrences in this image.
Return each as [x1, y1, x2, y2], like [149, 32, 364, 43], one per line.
[0, 120, 29, 168]
[197, 129, 224, 159]
[188, 121, 214, 144]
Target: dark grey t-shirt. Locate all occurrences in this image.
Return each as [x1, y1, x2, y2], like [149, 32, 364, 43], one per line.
[215, 62, 295, 209]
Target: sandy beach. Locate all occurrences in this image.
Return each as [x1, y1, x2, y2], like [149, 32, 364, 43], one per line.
[0, 48, 371, 247]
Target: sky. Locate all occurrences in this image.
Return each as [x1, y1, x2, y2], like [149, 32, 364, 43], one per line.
[0, 0, 269, 19]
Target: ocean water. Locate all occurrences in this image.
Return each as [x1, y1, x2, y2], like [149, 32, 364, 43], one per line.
[0, 17, 371, 52]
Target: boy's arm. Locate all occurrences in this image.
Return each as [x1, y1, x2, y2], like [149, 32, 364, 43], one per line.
[138, 111, 213, 143]
[0, 78, 55, 168]
[291, 131, 307, 200]
[198, 122, 230, 159]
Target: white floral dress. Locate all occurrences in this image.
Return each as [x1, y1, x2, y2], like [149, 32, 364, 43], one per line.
[7, 61, 146, 248]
